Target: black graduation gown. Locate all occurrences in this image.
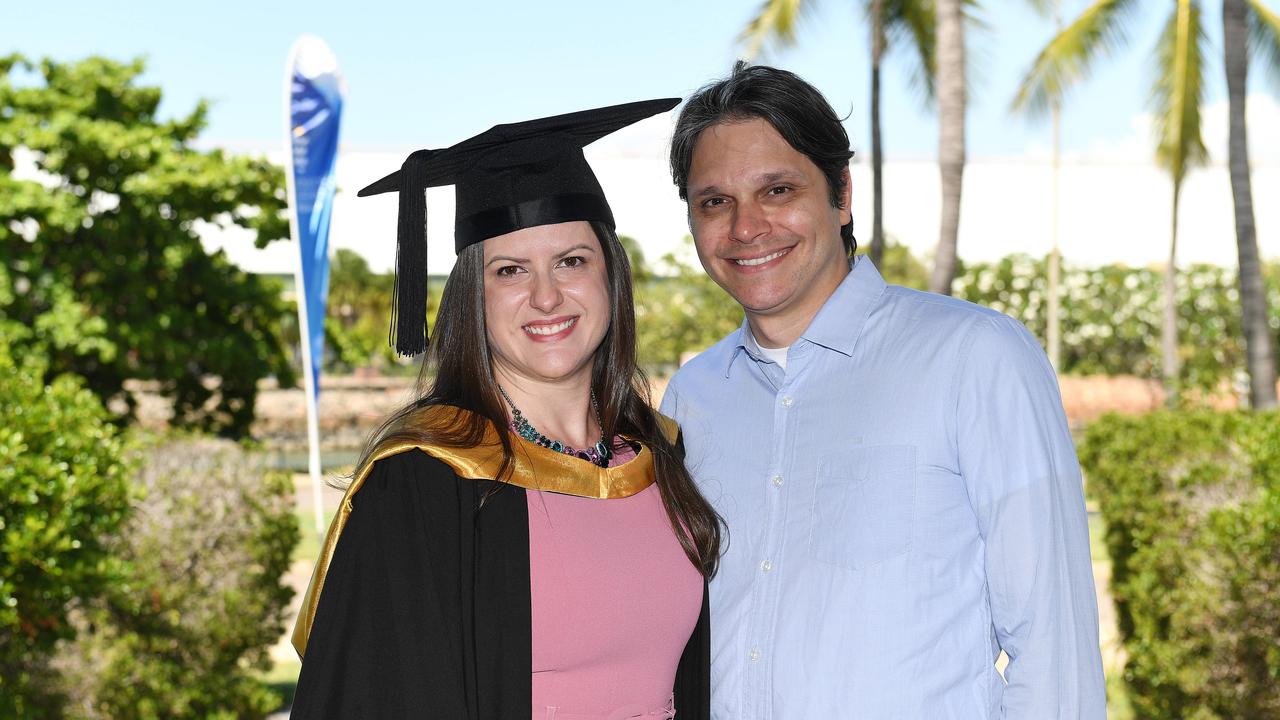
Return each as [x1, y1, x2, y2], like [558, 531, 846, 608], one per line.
[290, 411, 710, 719]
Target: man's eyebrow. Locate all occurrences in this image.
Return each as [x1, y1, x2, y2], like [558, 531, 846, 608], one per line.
[690, 171, 807, 200]
[759, 170, 806, 185]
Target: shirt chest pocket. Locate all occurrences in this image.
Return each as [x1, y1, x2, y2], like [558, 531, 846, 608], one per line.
[808, 445, 917, 572]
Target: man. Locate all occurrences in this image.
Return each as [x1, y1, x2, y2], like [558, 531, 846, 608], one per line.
[659, 62, 1106, 718]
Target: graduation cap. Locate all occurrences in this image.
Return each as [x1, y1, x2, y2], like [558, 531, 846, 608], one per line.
[359, 97, 680, 356]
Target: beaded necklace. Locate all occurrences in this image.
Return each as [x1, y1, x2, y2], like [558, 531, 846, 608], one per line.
[498, 386, 614, 468]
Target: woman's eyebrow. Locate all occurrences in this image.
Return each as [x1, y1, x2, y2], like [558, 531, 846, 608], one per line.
[485, 254, 528, 267]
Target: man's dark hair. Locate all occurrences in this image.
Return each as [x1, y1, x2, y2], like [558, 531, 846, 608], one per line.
[670, 61, 856, 255]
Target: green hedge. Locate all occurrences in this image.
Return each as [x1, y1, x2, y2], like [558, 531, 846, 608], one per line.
[953, 256, 1254, 391]
[1080, 411, 1280, 719]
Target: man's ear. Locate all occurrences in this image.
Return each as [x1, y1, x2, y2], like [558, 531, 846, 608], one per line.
[838, 166, 853, 225]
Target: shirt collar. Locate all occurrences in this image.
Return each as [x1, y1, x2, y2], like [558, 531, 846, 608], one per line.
[802, 256, 887, 355]
[725, 256, 887, 376]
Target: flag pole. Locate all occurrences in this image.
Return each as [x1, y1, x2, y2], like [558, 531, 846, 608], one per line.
[280, 36, 340, 535]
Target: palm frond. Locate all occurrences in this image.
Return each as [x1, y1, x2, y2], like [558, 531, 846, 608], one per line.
[963, 0, 989, 32]
[1011, 0, 1140, 116]
[1023, 0, 1055, 18]
[1247, 0, 1280, 89]
[883, 0, 938, 99]
[1151, 0, 1209, 183]
[739, 0, 811, 60]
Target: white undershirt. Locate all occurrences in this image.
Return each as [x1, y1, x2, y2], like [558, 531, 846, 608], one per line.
[751, 332, 790, 371]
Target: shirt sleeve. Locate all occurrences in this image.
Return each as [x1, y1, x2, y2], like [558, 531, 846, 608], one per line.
[658, 376, 680, 420]
[954, 315, 1107, 719]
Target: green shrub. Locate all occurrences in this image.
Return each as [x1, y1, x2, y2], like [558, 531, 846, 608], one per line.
[53, 436, 299, 719]
[0, 298, 131, 717]
[1080, 411, 1280, 719]
[953, 256, 1252, 391]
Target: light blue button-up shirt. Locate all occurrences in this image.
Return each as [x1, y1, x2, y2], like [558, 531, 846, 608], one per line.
[660, 258, 1106, 719]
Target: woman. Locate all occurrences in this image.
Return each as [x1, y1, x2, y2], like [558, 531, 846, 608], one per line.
[290, 99, 721, 719]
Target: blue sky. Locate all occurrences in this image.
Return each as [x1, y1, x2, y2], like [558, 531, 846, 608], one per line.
[8, 0, 1271, 160]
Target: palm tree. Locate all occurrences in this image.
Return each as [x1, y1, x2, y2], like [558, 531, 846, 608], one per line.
[1016, 0, 1280, 406]
[1014, 0, 1210, 405]
[928, 0, 967, 295]
[1223, 0, 1280, 409]
[1017, 0, 1066, 370]
[740, 0, 935, 269]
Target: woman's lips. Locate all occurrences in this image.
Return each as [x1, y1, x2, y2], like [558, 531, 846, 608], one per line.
[523, 316, 578, 340]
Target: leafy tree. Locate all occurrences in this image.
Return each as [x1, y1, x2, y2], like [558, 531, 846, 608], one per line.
[857, 235, 930, 289]
[1016, 0, 1068, 371]
[0, 54, 295, 437]
[0, 267, 132, 716]
[1013, 0, 1220, 404]
[317, 248, 442, 373]
[325, 248, 396, 371]
[1223, 0, 1280, 408]
[633, 236, 744, 369]
[928, 0, 969, 296]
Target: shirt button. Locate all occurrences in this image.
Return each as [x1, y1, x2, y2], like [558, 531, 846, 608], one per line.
[761, 559, 773, 573]
[771, 474, 784, 487]
[748, 648, 761, 661]
[781, 396, 793, 407]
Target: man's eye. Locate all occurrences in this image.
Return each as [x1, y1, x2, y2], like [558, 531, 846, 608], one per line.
[768, 185, 791, 196]
[701, 197, 727, 209]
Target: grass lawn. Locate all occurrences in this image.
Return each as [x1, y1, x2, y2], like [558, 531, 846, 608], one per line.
[260, 657, 301, 714]
[293, 508, 335, 564]
[1088, 510, 1133, 719]
[256, 509, 332, 715]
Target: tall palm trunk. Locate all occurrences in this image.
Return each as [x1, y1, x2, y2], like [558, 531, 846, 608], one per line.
[869, 0, 886, 267]
[930, 0, 966, 295]
[1046, 0, 1064, 370]
[1047, 95, 1062, 369]
[1163, 181, 1182, 405]
[1224, 0, 1277, 408]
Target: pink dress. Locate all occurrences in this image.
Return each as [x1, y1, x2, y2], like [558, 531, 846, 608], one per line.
[528, 442, 703, 720]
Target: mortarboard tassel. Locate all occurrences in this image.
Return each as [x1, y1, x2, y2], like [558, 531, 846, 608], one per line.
[390, 150, 433, 356]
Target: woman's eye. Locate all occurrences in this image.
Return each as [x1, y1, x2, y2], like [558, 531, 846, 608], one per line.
[495, 265, 521, 277]
[559, 256, 585, 268]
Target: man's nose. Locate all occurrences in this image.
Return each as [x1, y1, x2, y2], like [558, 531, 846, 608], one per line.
[730, 201, 769, 243]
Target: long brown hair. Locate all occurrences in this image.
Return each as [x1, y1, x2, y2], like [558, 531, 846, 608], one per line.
[351, 222, 722, 578]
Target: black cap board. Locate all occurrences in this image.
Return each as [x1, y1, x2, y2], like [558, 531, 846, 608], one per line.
[359, 97, 680, 356]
